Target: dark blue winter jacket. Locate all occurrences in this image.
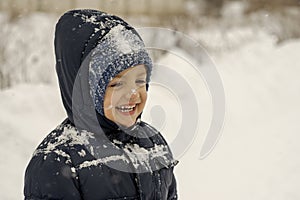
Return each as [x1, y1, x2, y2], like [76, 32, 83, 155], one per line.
[24, 9, 178, 200]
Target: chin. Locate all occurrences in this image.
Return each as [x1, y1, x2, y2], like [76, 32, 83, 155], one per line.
[113, 108, 142, 127]
[117, 117, 137, 127]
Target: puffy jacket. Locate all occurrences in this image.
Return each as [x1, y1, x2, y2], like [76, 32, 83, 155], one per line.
[24, 9, 178, 200]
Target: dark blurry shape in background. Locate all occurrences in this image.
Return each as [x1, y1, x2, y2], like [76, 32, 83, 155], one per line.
[0, 0, 299, 89]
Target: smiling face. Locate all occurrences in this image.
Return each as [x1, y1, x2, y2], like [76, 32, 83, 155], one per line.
[103, 65, 147, 127]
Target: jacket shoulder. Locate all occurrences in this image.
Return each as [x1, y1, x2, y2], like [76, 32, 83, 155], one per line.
[24, 121, 94, 199]
[24, 149, 82, 200]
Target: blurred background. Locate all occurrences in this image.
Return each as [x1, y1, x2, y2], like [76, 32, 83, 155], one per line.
[0, 0, 300, 88]
[0, 0, 300, 199]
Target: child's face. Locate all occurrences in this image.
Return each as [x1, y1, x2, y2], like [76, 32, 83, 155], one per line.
[103, 65, 147, 127]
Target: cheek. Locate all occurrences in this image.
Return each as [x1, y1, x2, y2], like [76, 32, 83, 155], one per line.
[103, 91, 112, 108]
[103, 91, 112, 119]
[140, 90, 147, 108]
[142, 91, 147, 102]
[104, 90, 122, 107]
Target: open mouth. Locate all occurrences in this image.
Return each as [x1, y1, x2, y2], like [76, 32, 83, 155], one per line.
[115, 104, 137, 113]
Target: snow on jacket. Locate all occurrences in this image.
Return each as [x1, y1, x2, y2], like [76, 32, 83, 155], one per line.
[24, 9, 178, 200]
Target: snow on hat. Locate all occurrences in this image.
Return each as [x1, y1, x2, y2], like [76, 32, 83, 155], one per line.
[89, 24, 152, 115]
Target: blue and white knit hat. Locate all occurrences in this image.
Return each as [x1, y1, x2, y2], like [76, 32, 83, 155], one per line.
[89, 24, 152, 115]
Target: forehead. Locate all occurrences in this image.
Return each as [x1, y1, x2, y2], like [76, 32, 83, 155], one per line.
[114, 65, 146, 79]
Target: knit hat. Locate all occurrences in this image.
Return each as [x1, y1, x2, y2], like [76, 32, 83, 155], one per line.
[55, 9, 152, 130]
[88, 22, 152, 116]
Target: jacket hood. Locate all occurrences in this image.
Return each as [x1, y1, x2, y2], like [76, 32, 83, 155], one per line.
[54, 9, 152, 134]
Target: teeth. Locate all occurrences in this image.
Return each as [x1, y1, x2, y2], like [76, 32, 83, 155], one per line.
[121, 105, 135, 109]
[117, 105, 136, 112]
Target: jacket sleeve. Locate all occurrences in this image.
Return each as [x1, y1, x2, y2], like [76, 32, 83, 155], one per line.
[24, 151, 82, 200]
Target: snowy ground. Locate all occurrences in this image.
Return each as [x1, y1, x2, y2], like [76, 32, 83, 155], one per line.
[1, 12, 300, 200]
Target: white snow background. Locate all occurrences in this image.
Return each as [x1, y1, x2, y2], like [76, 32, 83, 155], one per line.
[1, 9, 300, 200]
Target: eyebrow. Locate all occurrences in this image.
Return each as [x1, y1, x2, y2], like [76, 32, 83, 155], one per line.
[114, 74, 122, 78]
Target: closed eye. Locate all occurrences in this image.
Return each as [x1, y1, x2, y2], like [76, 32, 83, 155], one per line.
[136, 79, 146, 86]
[108, 81, 123, 88]
[136, 79, 146, 84]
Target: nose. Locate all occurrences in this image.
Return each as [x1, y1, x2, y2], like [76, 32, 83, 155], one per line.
[125, 88, 140, 101]
[130, 88, 137, 94]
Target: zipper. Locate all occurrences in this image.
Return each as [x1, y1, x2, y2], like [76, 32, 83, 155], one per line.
[154, 170, 162, 200]
[134, 173, 143, 200]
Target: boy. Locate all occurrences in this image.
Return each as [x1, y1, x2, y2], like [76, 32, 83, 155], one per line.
[24, 9, 177, 200]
